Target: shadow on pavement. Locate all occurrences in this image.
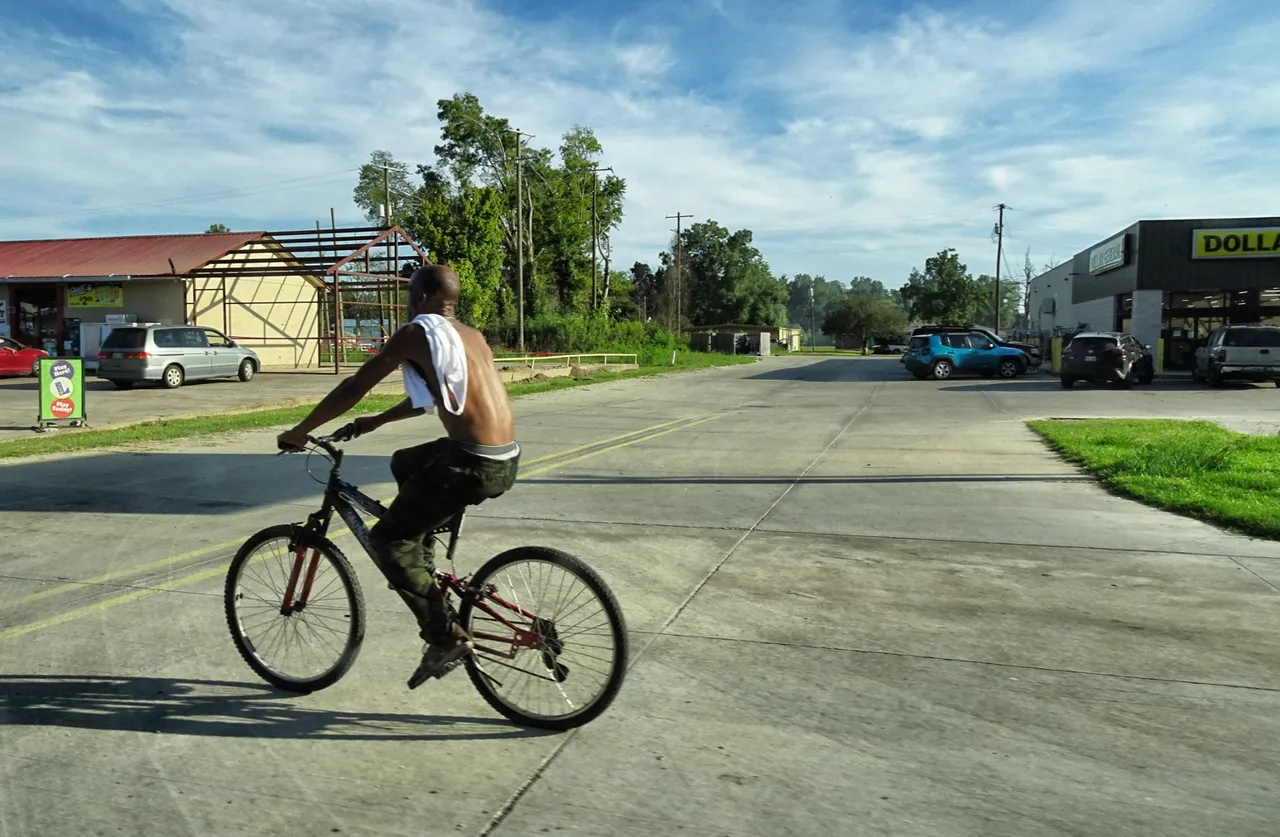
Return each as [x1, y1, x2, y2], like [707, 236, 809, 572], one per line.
[939, 378, 1208, 392]
[0, 675, 548, 741]
[0, 452, 393, 515]
[523, 474, 1090, 485]
[747, 358, 892, 382]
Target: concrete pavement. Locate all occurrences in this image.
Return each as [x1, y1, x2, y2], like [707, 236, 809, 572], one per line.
[1, 356, 1279, 836]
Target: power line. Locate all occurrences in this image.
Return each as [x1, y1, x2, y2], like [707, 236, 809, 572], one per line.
[0, 169, 362, 225]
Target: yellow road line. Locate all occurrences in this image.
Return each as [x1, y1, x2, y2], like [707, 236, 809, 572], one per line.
[0, 414, 708, 614]
[0, 564, 228, 645]
[519, 414, 725, 479]
[0, 412, 726, 644]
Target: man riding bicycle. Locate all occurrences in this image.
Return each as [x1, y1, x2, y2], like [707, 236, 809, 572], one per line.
[277, 264, 520, 688]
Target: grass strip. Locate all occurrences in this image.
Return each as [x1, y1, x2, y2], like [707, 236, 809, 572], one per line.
[1027, 417, 1280, 540]
[0, 354, 756, 460]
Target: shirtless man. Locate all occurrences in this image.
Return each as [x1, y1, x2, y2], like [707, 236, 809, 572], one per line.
[277, 264, 520, 688]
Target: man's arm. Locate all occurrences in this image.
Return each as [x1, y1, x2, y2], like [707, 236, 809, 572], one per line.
[278, 326, 423, 448]
[360, 397, 425, 432]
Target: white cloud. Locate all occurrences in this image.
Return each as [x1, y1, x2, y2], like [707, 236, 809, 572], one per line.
[0, 0, 1276, 293]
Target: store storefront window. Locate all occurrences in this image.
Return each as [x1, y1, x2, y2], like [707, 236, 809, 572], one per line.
[1116, 292, 1133, 333]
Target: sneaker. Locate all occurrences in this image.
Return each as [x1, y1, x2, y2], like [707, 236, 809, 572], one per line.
[406, 624, 474, 690]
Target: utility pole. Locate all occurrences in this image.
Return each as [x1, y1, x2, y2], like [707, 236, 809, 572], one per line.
[587, 166, 613, 312]
[993, 202, 1005, 335]
[512, 128, 534, 353]
[809, 283, 816, 352]
[666, 212, 691, 335]
[369, 164, 397, 226]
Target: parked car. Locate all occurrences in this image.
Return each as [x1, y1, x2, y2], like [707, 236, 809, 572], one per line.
[871, 342, 909, 355]
[96, 325, 260, 389]
[903, 331, 1029, 380]
[1192, 324, 1280, 387]
[0, 336, 49, 377]
[1059, 332, 1154, 388]
[911, 324, 1042, 368]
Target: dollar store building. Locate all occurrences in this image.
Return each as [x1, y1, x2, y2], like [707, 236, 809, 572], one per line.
[1028, 216, 1280, 372]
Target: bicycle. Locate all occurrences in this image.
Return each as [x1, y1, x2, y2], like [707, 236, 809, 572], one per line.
[222, 429, 629, 730]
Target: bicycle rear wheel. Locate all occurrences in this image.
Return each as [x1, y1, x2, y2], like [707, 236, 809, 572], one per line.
[458, 546, 628, 730]
[224, 524, 366, 693]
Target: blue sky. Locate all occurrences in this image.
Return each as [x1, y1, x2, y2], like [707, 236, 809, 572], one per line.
[0, 0, 1276, 288]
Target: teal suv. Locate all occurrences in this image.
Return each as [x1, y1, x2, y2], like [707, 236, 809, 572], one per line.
[904, 331, 1029, 381]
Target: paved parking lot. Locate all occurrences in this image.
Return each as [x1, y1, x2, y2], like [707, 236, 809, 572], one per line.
[1, 355, 1278, 836]
[0, 371, 402, 440]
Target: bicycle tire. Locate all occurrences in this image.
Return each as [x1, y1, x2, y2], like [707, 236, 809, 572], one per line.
[224, 523, 366, 693]
[459, 546, 628, 730]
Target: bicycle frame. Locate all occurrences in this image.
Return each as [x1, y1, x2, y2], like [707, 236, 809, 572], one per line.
[278, 436, 546, 661]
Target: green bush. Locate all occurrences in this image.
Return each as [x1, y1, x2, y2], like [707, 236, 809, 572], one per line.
[488, 314, 686, 366]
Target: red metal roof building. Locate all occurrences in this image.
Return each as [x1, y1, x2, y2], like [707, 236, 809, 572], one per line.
[0, 232, 266, 280]
[0, 227, 428, 373]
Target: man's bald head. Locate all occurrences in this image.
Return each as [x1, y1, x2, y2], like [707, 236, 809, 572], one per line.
[408, 264, 461, 316]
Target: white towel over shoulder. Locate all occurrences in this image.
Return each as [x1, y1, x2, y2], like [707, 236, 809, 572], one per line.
[401, 313, 467, 415]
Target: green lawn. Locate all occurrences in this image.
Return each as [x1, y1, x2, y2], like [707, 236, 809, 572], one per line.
[0, 353, 755, 460]
[1028, 418, 1280, 539]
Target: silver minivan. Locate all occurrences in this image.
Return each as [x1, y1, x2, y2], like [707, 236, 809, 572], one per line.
[1194, 324, 1280, 386]
[96, 325, 261, 389]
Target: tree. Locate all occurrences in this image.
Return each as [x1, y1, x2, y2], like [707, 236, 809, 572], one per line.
[205, 223, 230, 233]
[353, 150, 413, 225]
[898, 248, 987, 325]
[786, 274, 845, 341]
[402, 181, 507, 329]
[974, 274, 1022, 331]
[822, 293, 908, 354]
[675, 220, 787, 327]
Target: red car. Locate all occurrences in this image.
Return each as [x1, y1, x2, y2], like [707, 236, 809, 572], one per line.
[0, 336, 49, 376]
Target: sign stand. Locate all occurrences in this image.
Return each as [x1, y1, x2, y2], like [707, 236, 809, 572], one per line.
[35, 358, 89, 433]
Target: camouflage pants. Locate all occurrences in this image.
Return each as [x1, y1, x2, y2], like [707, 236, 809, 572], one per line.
[368, 437, 520, 644]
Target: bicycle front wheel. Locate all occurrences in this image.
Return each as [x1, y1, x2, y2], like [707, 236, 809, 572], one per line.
[224, 524, 366, 693]
[459, 546, 629, 730]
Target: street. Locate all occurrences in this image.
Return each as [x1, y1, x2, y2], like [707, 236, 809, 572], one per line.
[1, 355, 1278, 836]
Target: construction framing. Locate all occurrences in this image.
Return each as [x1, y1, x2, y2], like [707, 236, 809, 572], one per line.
[184, 225, 430, 374]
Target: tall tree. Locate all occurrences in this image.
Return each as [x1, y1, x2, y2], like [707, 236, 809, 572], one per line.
[974, 274, 1022, 331]
[353, 150, 413, 224]
[676, 220, 787, 327]
[822, 293, 908, 354]
[402, 180, 507, 329]
[205, 223, 230, 233]
[898, 248, 987, 325]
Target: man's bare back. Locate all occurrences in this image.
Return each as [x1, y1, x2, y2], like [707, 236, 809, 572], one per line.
[406, 319, 515, 448]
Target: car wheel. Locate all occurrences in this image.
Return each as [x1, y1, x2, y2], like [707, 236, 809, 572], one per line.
[162, 364, 185, 389]
[29, 359, 40, 376]
[997, 359, 1020, 378]
[931, 359, 953, 380]
[238, 359, 256, 383]
[112, 380, 134, 390]
[1120, 367, 1134, 389]
[1060, 376, 1074, 389]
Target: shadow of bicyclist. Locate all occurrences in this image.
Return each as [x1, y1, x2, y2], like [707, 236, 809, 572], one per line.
[0, 675, 554, 741]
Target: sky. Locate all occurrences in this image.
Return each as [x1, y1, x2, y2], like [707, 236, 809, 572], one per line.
[0, 0, 1276, 289]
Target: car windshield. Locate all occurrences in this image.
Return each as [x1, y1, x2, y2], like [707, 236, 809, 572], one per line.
[1223, 328, 1280, 348]
[1068, 337, 1118, 353]
[101, 328, 147, 350]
